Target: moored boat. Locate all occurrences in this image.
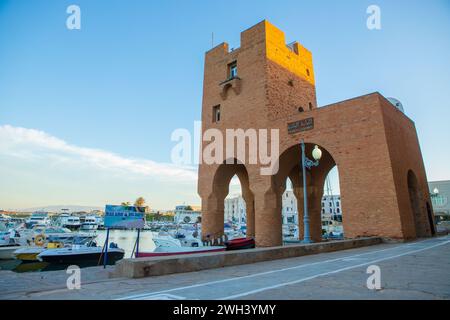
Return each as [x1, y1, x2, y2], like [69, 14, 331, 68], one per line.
[0, 244, 21, 260]
[80, 216, 98, 231]
[13, 242, 64, 262]
[37, 244, 125, 265]
[25, 212, 50, 229]
[225, 238, 255, 251]
[0, 228, 23, 259]
[136, 246, 225, 257]
[136, 231, 225, 257]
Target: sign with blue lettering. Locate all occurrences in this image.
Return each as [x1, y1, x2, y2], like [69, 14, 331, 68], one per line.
[104, 205, 145, 229]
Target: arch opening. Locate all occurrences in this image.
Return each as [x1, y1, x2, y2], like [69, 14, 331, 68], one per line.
[273, 142, 339, 244]
[407, 170, 430, 238]
[224, 175, 248, 237]
[282, 178, 299, 241]
[321, 166, 344, 240]
[204, 159, 254, 244]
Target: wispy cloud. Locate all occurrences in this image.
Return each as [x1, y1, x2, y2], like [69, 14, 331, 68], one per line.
[0, 125, 197, 182]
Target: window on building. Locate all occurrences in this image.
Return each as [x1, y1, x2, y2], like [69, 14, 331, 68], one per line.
[309, 102, 313, 110]
[229, 61, 237, 79]
[337, 208, 340, 213]
[432, 195, 447, 207]
[213, 105, 221, 123]
[336, 201, 340, 207]
[306, 68, 310, 76]
[330, 208, 333, 214]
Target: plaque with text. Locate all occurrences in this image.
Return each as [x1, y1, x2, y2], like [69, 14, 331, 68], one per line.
[288, 117, 314, 134]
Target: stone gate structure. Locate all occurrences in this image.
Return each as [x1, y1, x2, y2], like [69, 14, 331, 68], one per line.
[198, 21, 435, 247]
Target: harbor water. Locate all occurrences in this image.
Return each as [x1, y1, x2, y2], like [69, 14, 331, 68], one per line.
[0, 229, 156, 273]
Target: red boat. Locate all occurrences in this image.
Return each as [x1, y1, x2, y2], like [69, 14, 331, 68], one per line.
[225, 238, 255, 251]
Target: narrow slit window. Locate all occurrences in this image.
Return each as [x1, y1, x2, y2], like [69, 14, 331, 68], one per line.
[213, 105, 221, 123]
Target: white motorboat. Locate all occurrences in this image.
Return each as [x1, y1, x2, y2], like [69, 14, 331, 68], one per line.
[80, 216, 98, 231]
[0, 229, 22, 260]
[25, 211, 50, 228]
[19, 225, 96, 246]
[56, 214, 81, 230]
[136, 231, 225, 257]
[0, 245, 21, 260]
[37, 243, 124, 265]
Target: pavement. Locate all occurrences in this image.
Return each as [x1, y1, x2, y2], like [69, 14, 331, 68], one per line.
[1, 235, 449, 300]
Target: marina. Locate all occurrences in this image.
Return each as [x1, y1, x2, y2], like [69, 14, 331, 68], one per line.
[0, 209, 259, 273]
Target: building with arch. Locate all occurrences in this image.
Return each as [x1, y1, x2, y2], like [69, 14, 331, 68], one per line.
[198, 21, 435, 247]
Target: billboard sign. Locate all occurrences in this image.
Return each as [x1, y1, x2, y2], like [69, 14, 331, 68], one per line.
[104, 205, 146, 229]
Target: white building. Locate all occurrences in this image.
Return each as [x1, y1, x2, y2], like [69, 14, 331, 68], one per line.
[224, 196, 246, 223]
[321, 195, 342, 221]
[224, 192, 342, 227]
[282, 190, 298, 225]
[174, 205, 201, 224]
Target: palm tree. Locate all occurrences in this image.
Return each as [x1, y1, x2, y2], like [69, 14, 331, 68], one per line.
[121, 201, 131, 207]
[134, 197, 146, 208]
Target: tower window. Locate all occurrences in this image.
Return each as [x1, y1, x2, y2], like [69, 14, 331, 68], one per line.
[228, 61, 237, 79]
[306, 68, 310, 77]
[309, 102, 313, 110]
[298, 107, 304, 113]
[213, 105, 221, 123]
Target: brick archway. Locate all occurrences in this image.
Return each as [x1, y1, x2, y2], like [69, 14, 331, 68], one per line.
[271, 143, 338, 243]
[201, 159, 255, 244]
[198, 21, 434, 247]
[408, 170, 433, 238]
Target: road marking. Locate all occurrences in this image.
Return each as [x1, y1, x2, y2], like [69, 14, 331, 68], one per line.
[218, 239, 450, 300]
[116, 243, 397, 300]
[117, 237, 449, 300]
[135, 293, 186, 300]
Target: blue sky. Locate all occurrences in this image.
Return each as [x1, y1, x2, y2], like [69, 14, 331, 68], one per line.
[0, 0, 449, 210]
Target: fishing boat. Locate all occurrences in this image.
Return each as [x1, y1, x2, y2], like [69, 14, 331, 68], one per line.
[37, 243, 124, 265]
[225, 238, 255, 251]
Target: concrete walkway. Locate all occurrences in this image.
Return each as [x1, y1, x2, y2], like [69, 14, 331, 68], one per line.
[1, 236, 449, 300]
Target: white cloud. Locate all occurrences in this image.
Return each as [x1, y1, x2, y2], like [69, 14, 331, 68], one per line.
[0, 124, 197, 182]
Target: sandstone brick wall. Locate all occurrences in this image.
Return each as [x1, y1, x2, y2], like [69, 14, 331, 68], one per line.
[198, 20, 433, 246]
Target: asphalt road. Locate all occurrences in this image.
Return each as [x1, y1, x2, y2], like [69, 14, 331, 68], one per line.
[1, 235, 449, 300]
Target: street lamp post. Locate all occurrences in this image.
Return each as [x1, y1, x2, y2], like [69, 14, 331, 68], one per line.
[300, 139, 322, 244]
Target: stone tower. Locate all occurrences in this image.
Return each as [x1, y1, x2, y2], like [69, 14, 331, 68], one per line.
[198, 20, 435, 247]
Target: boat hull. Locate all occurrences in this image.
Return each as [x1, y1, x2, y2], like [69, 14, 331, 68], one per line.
[38, 248, 124, 265]
[0, 245, 21, 260]
[225, 238, 255, 251]
[14, 248, 45, 262]
[136, 246, 225, 258]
